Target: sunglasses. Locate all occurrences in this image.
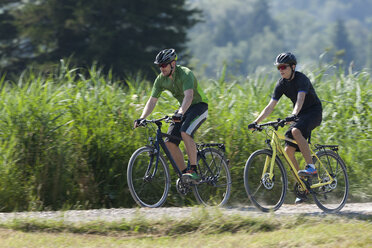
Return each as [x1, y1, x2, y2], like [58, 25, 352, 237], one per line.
[277, 64, 289, 70]
[158, 63, 169, 68]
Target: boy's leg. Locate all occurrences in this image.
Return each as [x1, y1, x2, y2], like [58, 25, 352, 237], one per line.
[291, 128, 313, 165]
[284, 145, 300, 171]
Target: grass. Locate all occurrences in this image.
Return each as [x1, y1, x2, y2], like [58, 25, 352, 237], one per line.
[0, 208, 371, 247]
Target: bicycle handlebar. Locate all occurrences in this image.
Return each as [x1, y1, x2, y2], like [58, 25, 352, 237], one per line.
[253, 118, 289, 132]
[138, 115, 173, 127]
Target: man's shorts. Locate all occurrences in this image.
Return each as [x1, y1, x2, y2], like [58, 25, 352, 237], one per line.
[285, 107, 322, 150]
[165, 102, 208, 146]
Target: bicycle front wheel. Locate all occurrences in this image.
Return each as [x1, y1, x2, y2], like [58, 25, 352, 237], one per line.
[127, 146, 171, 208]
[244, 149, 287, 212]
[312, 150, 349, 213]
[193, 147, 231, 206]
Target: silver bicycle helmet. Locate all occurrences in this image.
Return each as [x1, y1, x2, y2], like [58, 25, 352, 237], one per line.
[154, 48, 178, 64]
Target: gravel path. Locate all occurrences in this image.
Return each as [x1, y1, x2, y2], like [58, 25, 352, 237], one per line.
[0, 202, 371, 224]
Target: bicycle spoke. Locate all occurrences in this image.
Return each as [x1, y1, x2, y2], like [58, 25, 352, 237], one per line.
[193, 148, 231, 206]
[250, 182, 264, 197]
[127, 147, 170, 208]
[244, 149, 287, 212]
[312, 150, 349, 213]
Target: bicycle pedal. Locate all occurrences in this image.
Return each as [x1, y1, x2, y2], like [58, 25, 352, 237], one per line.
[182, 176, 200, 185]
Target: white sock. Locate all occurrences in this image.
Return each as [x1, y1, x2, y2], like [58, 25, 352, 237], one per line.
[307, 164, 315, 169]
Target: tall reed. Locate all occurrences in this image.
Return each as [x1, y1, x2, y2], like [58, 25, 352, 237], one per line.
[0, 62, 370, 211]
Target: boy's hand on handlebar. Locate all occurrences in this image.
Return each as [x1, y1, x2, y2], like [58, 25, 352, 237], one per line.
[284, 114, 298, 123]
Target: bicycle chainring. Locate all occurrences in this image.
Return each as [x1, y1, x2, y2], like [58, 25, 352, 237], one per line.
[176, 178, 191, 196]
[294, 181, 308, 198]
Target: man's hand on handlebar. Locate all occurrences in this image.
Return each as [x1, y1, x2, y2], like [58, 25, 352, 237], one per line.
[172, 113, 183, 123]
[133, 118, 144, 128]
[248, 122, 258, 130]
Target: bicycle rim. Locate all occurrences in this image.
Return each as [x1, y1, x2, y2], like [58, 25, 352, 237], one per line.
[127, 146, 170, 208]
[244, 149, 287, 212]
[312, 150, 349, 213]
[193, 148, 231, 206]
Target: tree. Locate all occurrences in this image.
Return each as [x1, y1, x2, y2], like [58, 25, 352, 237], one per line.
[9, 0, 202, 77]
[235, 0, 277, 41]
[188, 0, 282, 77]
[331, 19, 355, 71]
[0, 1, 21, 70]
[367, 33, 372, 71]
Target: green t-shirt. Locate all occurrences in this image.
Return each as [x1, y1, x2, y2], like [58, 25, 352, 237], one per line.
[151, 65, 208, 105]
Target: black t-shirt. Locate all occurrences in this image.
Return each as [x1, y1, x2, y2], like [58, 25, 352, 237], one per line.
[272, 71, 322, 114]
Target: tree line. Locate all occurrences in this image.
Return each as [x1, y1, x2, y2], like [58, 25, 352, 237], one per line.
[1, 0, 371, 79]
[187, 0, 372, 77]
[0, 0, 201, 78]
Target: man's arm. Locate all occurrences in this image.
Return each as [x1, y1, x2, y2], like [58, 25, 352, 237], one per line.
[177, 89, 193, 115]
[292, 92, 306, 115]
[134, 97, 158, 128]
[140, 96, 158, 119]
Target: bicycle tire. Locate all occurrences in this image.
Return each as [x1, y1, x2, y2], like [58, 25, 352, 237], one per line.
[193, 147, 232, 206]
[311, 150, 349, 213]
[244, 149, 287, 212]
[127, 146, 171, 208]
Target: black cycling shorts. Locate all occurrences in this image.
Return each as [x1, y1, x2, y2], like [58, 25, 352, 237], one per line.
[285, 108, 322, 150]
[165, 102, 208, 146]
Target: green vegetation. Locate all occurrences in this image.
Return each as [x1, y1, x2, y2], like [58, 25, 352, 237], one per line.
[0, 0, 201, 76]
[0, 208, 371, 247]
[188, 0, 372, 77]
[0, 61, 370, 211]
[2, 0, 371, 78]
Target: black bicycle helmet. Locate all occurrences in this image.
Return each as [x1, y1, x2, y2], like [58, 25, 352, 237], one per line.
[154, 48, 178, 64]
[274, 52, 297, 65]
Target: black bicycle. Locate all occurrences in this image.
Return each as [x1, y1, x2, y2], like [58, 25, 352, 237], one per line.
[127, 116, 232, 208]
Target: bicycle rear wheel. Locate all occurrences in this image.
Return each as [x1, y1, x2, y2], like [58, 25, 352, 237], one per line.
[127, 146, 171, 208]
[193, 147, 231, 206]
[244, 149, 287, 212]
[311, 150, 349, 213]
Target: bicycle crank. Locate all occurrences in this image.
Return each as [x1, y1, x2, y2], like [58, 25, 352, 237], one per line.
[176, 178, 192, 196]
[294, 181, 308, 199]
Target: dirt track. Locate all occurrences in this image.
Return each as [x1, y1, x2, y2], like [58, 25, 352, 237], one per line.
[0, 202, 371, 223]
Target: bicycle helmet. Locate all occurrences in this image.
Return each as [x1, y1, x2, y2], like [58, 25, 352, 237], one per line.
[274, 52, 297, 65]
[154, 48, 178, 64]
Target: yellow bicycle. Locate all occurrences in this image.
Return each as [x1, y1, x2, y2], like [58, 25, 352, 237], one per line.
[244, 118, 349, 213]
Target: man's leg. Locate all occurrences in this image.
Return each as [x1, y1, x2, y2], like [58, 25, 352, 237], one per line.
[165, 141, 187, 172]
[180, 132, 200, 182]
[181, 131, 197, 165]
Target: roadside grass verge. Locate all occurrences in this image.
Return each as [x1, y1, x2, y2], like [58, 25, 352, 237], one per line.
[0, 208, 370, 237]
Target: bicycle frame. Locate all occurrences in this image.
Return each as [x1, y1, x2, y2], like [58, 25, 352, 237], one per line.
[146, 117, 227, 181]
[150, 119, 183, 177]
[263, 127, 336, 192]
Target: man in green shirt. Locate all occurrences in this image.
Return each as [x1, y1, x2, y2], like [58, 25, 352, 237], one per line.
[134, 48, 208, 183]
